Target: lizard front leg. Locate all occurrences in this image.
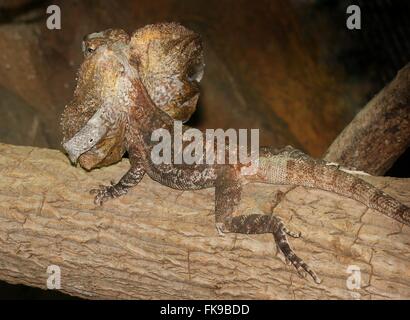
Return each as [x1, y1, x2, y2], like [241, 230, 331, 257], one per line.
[90, 164, 145, 205]
[215, 166, 321, 283]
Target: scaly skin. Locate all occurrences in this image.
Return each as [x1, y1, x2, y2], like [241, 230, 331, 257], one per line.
[61, 23, 410, 284]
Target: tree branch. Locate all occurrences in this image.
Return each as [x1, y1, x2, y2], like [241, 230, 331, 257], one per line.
[324, 63, 410, 175]
[0, 143, 409, 299]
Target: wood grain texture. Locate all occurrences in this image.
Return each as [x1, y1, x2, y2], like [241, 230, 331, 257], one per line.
[0, 142, 409, 299]
[324, 63, 410, 175]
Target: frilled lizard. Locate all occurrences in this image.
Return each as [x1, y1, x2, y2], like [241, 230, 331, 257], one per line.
[61, 23, 410, 284]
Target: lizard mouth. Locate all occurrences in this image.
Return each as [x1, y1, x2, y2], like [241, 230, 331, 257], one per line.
[63, 133, 104, 165]
[62, 99, 127, 169]
[62, 106, 110, 164]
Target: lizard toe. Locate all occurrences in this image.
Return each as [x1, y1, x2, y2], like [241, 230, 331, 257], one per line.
[215, 222, 227, 236]
[91, 185, 117, 205]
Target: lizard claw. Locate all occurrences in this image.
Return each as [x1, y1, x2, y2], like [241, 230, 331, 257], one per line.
[90, 184, 117, 206]
[294, 260, 321, 284]
[295, 266, 308, 279]
[215, 222, 227, 236]
[90, 184, 107, 195]
[285, 251, 321, 284]
[282, 226, 301, 238]
[273, 217, 321, 284]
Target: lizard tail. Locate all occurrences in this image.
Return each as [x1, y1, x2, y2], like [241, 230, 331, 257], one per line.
[252, 146, 410, 226]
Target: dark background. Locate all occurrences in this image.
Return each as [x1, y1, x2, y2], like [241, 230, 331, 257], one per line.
[0, 0, 409, 299]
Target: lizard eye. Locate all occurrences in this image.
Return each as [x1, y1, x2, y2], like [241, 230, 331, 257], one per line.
[82, 41, 96, 57]
[83, 46, 96, 58]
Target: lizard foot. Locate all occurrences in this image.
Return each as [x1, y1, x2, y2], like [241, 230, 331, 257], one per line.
[282, 225, 301, 238]
[215, 222, 227, 236]
[273, 218, 321, 284]
[90, 181, 127, 205]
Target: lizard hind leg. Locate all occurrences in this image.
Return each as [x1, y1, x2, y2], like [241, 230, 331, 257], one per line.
[273, 216, 321, 283]
[215, 167, 321, 284]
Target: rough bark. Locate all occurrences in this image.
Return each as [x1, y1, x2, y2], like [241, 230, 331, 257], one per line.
[0, 142, 409, 299]
[324, 63, 410, 175]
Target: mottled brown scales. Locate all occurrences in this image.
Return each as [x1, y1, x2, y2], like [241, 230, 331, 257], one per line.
[61, 23, 410, 284]
[130, 23, 203, 122]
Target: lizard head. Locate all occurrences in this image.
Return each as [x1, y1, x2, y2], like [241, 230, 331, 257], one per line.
[61, 28, 132, 170]
[61, 23, 204, 170]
